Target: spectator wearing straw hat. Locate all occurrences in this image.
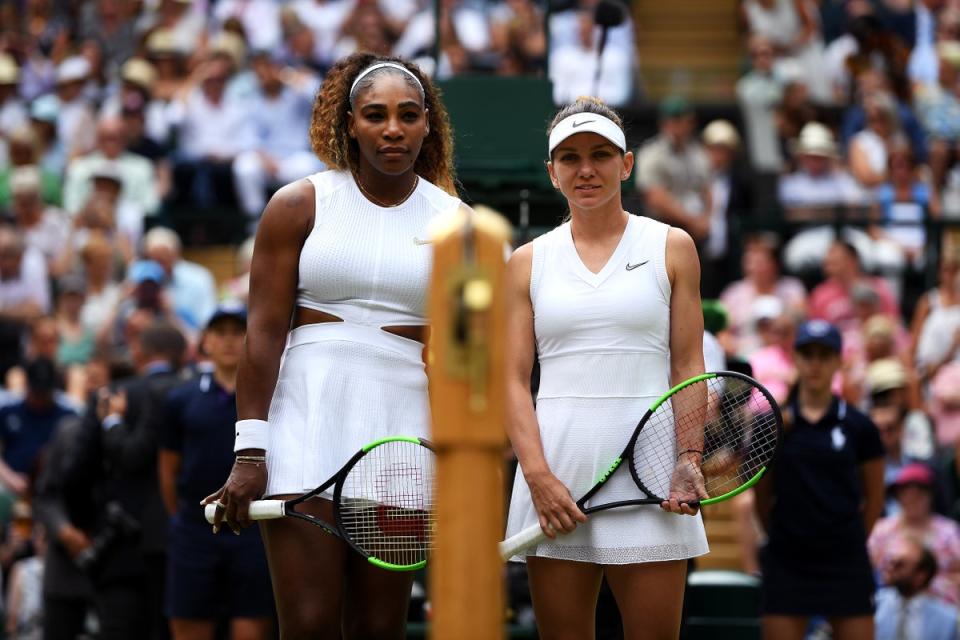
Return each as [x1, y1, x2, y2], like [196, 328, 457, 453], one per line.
[100, 57, 170, 147]
[702, 119, 754, 297]
[779, 122, 865, 215]
[8, 166, 68, 275]
[138, 0, 205, 57]
[0, 54, 28, 140]
[52, 56, 97, 161]
[145, 29, 190, 103]
[636, 96, 712, 244]
[0, 127, 62, 213]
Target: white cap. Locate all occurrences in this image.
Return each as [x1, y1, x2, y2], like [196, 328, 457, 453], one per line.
[792, 122, 838, 158]
[56, 56, 91, 85]
[548, 113, 626, 155]
[702, 119, 741, 149]
[9, 166, 41, 195]
[0, 53, 19, 85]
[752, 295, 784, 321]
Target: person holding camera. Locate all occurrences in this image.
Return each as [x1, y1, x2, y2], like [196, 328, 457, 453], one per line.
[69, 320, 187, 640]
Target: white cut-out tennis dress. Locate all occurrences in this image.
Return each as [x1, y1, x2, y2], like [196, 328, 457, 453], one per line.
[264, 169, 459, 497]
[505, 214, 709, 564]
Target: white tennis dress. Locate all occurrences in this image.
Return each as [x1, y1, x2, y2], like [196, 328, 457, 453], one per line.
[264, 169, 460, 497]
[505, 214, 709, 564]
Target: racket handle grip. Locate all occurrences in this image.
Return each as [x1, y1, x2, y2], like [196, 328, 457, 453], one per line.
[499, 524, 549, 562]
[204, 500, 286, 524]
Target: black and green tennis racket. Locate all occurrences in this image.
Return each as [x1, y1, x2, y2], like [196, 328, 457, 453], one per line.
[499, 371, 782, 560]
[205, 436, 435, 572]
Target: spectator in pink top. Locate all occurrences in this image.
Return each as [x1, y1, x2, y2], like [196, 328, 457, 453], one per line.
[809, 240, 899, 330]
[748, 297, 797, 405]
[870, 463, 960, 605]
[720, 234, 806, 357]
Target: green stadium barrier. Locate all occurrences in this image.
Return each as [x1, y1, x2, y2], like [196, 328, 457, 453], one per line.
[683, 570, 761, 640]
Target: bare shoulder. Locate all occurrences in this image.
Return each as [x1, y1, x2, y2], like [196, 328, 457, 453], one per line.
[665, 226, 700, 282]
[257, 179, 316, 247]
[508, 241, 533, 272]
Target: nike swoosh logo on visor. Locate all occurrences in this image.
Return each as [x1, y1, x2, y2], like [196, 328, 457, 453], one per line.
[572, 120, 594, 128]
[625, 260, 649, 271]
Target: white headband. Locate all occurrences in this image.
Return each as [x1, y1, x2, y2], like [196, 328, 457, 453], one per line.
[548, 113, 626, 155]
[350, 62, 424, 97]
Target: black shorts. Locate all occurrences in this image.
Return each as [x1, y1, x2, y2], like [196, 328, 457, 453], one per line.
[759, 543, 876, 617]
[165, 515, 274, 620]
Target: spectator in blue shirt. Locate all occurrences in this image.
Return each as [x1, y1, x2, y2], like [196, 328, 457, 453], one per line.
[0, 357, 76, 500]
[875, 534, 960, 640]
[159, 303, 273, 640]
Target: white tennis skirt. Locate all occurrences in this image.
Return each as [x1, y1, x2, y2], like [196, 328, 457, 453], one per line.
[505, 395, 709, 565]
[265, 323, 429, 497]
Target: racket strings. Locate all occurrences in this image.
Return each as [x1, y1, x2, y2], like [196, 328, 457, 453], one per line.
[631, 376, 780, 502]
[339, 441, 435, 568]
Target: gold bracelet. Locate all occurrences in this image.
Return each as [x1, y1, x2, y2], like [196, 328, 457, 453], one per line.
[677, 449, 704, 460]
[236, 455, 266, 466]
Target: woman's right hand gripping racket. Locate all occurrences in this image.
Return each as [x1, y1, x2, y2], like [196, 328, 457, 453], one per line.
[500, 371, 783, 561]
[205, 436, 436, 572]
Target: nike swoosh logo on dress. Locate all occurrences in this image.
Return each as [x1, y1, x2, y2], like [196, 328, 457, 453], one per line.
[413, 237, 432, 245]
[625, 260, 649, 271]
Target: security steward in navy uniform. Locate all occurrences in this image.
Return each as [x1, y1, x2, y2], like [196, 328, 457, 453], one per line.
[159, 303, 274, 640]
[69, 320, 187, 640]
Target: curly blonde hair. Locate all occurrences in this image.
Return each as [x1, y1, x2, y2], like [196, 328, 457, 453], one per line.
[309, 53, 457, 195]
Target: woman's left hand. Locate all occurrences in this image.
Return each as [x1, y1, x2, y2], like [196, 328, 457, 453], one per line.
[661, 454, 708, 515]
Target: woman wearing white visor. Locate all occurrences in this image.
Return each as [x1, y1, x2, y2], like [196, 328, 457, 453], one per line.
[504, 96, 708, 639]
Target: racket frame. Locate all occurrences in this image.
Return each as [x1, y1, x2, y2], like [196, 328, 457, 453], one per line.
[500, 371, 783, 560]
[261, 435, 436, 572]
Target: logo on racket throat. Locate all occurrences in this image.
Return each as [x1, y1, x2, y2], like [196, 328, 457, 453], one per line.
[596, 457, 623, 484]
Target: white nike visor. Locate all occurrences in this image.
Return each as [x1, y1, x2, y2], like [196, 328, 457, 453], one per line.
[548, 113, 627, 156]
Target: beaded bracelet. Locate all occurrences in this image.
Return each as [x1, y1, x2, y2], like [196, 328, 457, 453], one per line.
[676, 449, 704, 460]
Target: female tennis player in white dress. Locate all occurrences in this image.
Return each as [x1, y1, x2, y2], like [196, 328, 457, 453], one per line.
[504, 97, 709, 639]
[203, 54, 460, 639]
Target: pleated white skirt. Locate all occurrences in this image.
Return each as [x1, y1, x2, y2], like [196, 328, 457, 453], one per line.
[264, 323, 429, 497]
[505, 396, 709, 564]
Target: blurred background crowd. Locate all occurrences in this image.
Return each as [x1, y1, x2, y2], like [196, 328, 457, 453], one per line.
[1, 0, 960, 638]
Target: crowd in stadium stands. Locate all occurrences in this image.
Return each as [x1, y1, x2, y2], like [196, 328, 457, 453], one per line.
[0, 0, 960, 637]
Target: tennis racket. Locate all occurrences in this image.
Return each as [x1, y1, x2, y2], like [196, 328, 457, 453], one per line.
[500, 371, 782, 561]
[205, 435, 436, 571]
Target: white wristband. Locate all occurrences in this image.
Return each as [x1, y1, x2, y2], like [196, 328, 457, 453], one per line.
[234, 419, 269, 452]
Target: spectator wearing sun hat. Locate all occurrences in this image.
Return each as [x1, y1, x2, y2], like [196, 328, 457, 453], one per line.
[53, 56, 97, 161]
[869, 463, 960, 606]
[100, 57, 171, 147]
[9, 165, 69, 274]
[0, 53, 28, 139]
[0, 126, 63, 213]
[702, 119, 755, 297]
